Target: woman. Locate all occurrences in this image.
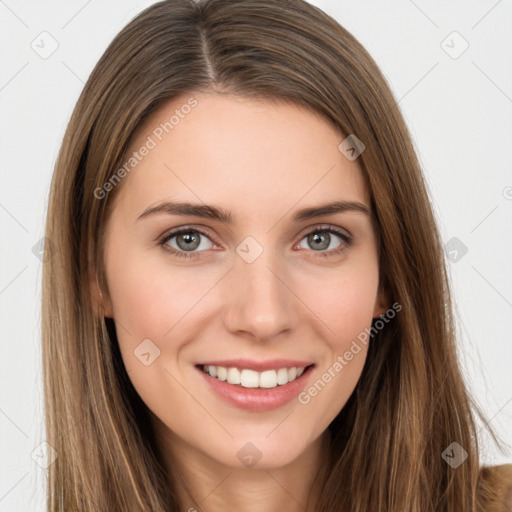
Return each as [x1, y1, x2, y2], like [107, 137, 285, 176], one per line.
[41, 0, 511, 510]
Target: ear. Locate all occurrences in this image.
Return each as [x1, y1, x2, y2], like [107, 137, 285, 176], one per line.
[372, 281, 389, 319]
[88, 252, 114, 318]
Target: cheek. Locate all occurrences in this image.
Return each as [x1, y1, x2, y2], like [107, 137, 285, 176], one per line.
[104, 245, 210, 343]
[302, 256, 380, 348]
[103, 246, 208, 412]
[103, 242, 226, 393]
[296, 258, 378, 416]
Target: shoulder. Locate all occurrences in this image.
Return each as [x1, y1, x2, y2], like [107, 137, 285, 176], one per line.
[477, 464, 512, 512]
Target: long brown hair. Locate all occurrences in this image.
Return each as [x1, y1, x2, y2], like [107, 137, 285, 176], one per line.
[42, 0, 497, 510]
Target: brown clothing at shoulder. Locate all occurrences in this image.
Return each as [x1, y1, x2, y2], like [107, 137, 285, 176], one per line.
[477, 464, 512, 512]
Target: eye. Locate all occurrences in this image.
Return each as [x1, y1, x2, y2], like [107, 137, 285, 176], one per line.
[158, 227, 214, 260]
[296, 225, 353, 257]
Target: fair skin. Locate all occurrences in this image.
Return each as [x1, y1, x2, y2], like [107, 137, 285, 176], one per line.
[94, 91, 387, 511]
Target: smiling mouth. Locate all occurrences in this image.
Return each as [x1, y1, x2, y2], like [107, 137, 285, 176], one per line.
[198, 364, 315, 389]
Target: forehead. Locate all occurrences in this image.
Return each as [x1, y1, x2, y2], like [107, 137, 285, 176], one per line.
[109, 92, 370, 223]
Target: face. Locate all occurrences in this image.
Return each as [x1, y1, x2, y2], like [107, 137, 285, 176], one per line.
[97, 91, 387, 470]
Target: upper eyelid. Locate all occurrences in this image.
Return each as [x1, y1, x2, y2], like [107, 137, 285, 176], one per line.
[298, 224, 351, 238]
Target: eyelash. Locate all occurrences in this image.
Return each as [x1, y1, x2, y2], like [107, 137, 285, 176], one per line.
[157, 224, 353, 261]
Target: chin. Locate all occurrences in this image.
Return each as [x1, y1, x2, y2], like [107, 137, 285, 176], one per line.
[205, 430, 316, 470]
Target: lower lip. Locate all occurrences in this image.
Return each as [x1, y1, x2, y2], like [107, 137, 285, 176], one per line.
[197, 365, 314, 412]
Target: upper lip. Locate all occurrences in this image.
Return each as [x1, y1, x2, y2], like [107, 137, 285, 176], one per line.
[196, 359, 314, 372]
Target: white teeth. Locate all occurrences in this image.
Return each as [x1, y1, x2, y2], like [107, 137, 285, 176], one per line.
[276, 368, 289, 385]
[227, 367, 241, 385]
[240, 369, 259, 388]
[260, 370, 278, 388]
[202, 365, 307, 388]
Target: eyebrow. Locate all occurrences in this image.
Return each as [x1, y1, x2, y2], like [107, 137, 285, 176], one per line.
[137, 200, 371, 224]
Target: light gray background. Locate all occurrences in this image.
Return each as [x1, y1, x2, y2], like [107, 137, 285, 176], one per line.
[1, 0, 511, 509]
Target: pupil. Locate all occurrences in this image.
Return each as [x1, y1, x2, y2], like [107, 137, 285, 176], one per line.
[310, 232, 329, 250]
[179, 232, 199, 250]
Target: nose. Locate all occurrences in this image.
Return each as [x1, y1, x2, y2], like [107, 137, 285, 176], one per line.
[222, 249, 299, 341]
